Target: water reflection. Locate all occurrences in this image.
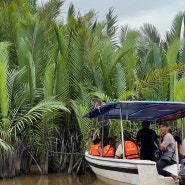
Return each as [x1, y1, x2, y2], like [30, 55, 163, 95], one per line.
[0, 172, 108, 185]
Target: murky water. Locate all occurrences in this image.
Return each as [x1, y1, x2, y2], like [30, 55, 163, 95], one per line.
[0, 169, 108, 185]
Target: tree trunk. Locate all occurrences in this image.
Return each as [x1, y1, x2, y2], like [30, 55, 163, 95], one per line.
[40, 149, 48, 175]
[68, 141, 74, 175]
[20, 150, 32, 174]
[0, 150, 15, 178]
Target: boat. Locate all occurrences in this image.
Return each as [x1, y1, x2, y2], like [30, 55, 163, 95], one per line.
[83, 101, 185, 185]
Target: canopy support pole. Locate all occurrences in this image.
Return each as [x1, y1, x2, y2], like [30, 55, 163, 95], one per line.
[181, 118, 184, 143]
[175, 141, 180, 174]
[101, 115, 104, 157]
[120, 107, 125, 159]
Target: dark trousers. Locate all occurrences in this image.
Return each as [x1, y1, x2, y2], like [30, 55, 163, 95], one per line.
[140, 149, 155, 161]
[156, 159, 174, 177]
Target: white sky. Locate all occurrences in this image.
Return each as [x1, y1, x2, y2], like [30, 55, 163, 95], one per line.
[58, 0, 185, 37]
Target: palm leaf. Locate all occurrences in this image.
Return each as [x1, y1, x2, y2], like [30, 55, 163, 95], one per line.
[38, 0, 65, 22]
[166, 12, 184, 44]
[136, 64, 184, 99]
[71, 100, 91, 149]
[140, 23, 161, 43]
[166, 39, 180, 66]
[43, 63, 55, 98]
[105, 7, 118, 44]
[174, 75, 185, 101]
[11, 98, 69, 136]
[0, 42, 10, 118]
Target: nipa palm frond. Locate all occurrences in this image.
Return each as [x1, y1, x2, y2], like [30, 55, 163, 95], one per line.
[140, 23, 161, 44]
[166, 11, 184, 44]
[0, 42, 10, 118]
[11, 98, 69, 134]
[136, 64, 184, 96]
[174, 76, 185, 101]
[71, 100, 91, 149]
[0, 138, 12, 151]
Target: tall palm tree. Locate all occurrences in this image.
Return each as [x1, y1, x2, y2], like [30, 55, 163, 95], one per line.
[0, 0, 70, 176]
[0, 40, 70, 177]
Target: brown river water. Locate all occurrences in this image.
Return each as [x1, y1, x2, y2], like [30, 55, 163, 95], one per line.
[0, 166, 108, 185]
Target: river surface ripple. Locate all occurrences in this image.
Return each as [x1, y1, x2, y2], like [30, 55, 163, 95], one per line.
[0, 167, 108, 185]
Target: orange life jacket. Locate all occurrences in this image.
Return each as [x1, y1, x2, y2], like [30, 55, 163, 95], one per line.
[179, 144, 182, 154]
[90, 144, 101, 156]
[102, 145, 114, 157]
[124, 141, 140, 159]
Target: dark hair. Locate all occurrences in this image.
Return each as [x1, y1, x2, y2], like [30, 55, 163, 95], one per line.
[142, 120, 150, 127]
[124, 132, 132, 141]
[93, 138, 100, 144]
[158, 122, 169, 127]
[106, 137, 116, 147]
[174, 135, 182, 144]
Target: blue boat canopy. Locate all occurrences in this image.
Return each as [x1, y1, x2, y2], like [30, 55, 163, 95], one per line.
[83, 101, 185, 122]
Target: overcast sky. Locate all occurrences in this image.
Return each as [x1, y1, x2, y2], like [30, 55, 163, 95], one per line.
[58, 0, 185, 37]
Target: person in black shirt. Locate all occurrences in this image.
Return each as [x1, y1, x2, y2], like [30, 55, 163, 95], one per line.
[136, 120, 158, 161]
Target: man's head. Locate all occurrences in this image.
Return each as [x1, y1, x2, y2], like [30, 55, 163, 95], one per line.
[158, 122, 169, 135]
[142, 120, 150, 128]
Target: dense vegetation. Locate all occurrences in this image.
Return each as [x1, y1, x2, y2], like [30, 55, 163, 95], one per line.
[0, 0, 185, 178]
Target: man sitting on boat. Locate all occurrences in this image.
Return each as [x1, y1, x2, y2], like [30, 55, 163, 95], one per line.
[115, 132, 140, 159]
[157, 122, 179, 181]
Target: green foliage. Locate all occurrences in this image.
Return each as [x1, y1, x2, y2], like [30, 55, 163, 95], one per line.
[0, 0, 185, 177]
[166, 12, 184, 44]
[174, 75, 185, 101]
[43, 63, 55, 98]
[167, 39, 180, 66]
[0, 42, 9, 118]
[71, 100, 91, 149]
[136, 64, 184, 100]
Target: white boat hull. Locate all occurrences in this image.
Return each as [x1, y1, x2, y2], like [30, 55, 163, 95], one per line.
[85, 152, 179, 185]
